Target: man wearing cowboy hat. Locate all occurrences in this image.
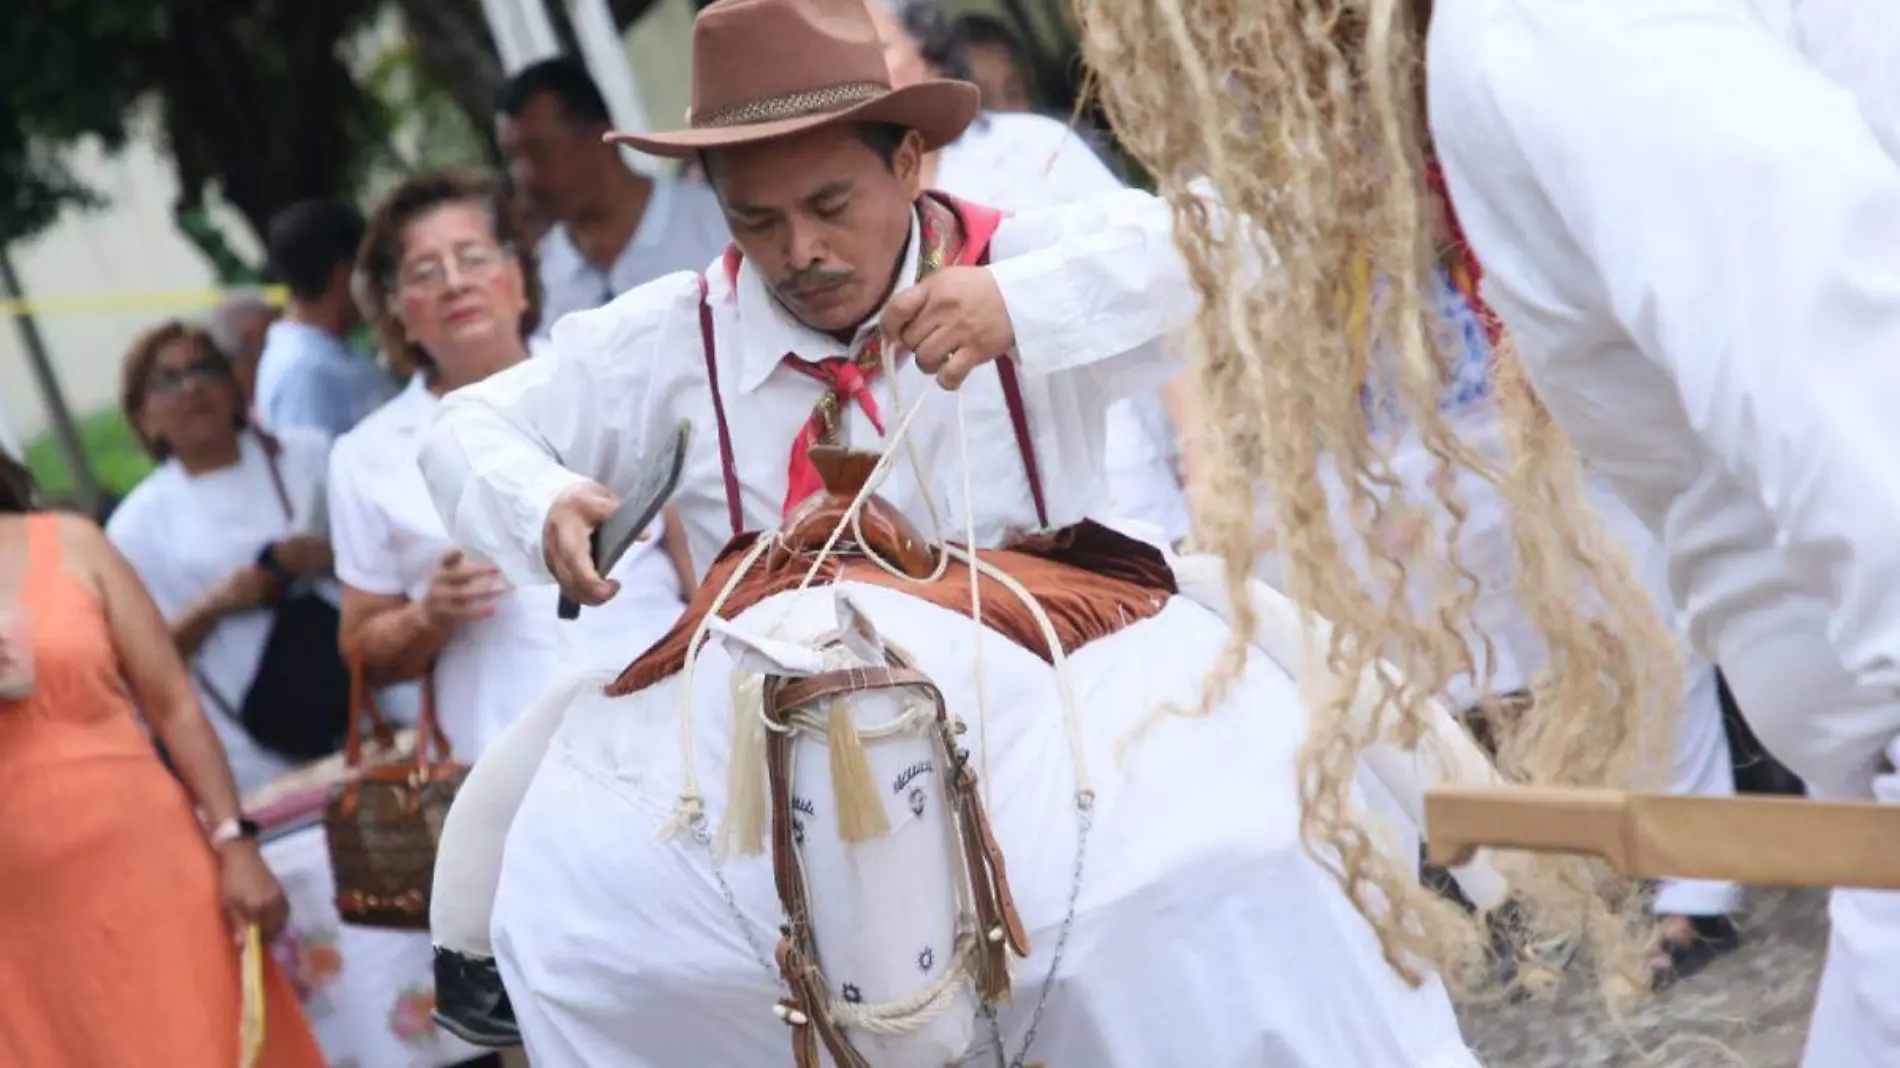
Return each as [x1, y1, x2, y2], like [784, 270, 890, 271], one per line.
[418, 0, 1191, 603]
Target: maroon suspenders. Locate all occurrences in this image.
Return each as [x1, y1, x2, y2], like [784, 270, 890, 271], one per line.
[696, 273, 745, 538]
[698, 206, 1049, 537]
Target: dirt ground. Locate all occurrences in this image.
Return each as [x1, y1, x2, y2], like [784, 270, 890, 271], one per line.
[1456, 888, 1828, 1067]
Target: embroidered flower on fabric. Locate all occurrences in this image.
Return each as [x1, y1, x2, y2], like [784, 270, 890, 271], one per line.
[917, 947, 935, 973]
[275, 927, 343, 1000]
[908, 788, 927, 817]
[387, 984, 440, 1046]
[793, 819, 806, 846]
[841, 983, 863, 1003]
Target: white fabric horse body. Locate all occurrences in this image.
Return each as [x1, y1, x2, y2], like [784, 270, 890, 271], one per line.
[466, 558, 1492, 1068]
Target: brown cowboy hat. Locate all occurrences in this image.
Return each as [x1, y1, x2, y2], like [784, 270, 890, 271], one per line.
[608, 0, 980, 158]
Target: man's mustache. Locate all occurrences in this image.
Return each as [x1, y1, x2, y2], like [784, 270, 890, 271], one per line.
[777, 266, 858, 297]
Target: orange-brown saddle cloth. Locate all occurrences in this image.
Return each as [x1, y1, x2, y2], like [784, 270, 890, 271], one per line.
[608, 522, 1178, 697]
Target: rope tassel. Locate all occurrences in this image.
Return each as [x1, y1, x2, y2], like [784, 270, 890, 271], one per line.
[717, 671, 769, 860]
[826, 696, 892, 843]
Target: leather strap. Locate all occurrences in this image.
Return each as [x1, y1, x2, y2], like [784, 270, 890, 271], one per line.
[928, 684, 1029, 997]
[697, 273, 744, 538]
[342, 648, 448, 774]
[766, 665, 937, 718]
[256, 431, 294, 521]
[755, 646, 1029, 1066]
[762, 675, 874, 1068]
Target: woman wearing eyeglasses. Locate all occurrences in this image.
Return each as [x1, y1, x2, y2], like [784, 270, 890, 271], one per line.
[107, 321, 341, 792]
[331, 171, 686, 765]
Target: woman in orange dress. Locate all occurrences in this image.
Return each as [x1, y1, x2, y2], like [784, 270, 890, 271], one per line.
[0, 452, 326, 1066]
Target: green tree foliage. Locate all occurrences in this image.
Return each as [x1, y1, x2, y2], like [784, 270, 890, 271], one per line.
[1, 0, 386, 264]
[2, 0, 689, 264]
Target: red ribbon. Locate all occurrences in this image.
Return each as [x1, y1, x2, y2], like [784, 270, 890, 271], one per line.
[1424, 158, 1504, 348]
[780, 355, 886, 514]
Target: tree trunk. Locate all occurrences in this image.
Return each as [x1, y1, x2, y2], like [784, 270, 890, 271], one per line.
[394, 0, 508, 162]
[157, 2, 377, 244]
[0, 248, 101, 515]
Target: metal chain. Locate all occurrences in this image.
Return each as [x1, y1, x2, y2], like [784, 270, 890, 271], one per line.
[977, 788, 1095, 1068]
[690, 811, 782, 979]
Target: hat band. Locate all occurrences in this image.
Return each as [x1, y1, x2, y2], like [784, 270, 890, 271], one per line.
[691, 80, 890, 130]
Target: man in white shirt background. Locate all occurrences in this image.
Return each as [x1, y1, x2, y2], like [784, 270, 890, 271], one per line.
[495, 57, 730, 335]
[252, 198, 395, 438]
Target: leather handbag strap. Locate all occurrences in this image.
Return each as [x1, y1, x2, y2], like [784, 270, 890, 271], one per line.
[342, 648, 413, 770]
[412, 664, 454, 771]
[193, 431, 297, 720]
[257, 432, 293, 523]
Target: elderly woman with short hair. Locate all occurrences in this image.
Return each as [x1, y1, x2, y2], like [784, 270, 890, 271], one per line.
[331, 171, 687, 764]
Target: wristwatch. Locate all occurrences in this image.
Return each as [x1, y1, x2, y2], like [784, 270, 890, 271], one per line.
[210, 816, 262, 848]
[255, 544, 294, 587]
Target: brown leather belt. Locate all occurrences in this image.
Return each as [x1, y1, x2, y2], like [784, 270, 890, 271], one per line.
[759, 648, 1030, 1067]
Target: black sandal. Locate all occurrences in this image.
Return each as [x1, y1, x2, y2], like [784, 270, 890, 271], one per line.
[1651, 914, 1742, 990]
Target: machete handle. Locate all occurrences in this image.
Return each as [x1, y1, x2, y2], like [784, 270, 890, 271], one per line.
[556, 526, 605, 621]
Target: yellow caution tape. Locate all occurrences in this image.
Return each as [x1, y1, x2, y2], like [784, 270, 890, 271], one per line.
[240, 923, 267, 1068]
[0, 286, 287, 318]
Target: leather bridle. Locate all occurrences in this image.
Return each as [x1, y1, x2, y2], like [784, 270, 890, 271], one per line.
[757, 645, 1030, 1067]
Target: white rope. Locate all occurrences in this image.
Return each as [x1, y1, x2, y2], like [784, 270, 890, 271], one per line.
[787, 391, 940, 594]
[770, 689, 936, 741]
[868, 334, 955, 585]
[955, 394, 998, 813]
[944, 544, 1093, 796]
[829, 930, 979, 1037]
[669, 378, 1092, 827]
[662, 530, 782, 840]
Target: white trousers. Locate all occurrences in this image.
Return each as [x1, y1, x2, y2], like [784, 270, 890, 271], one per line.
[1588, 481, 1743, 919]
[1802, 735, 1900, 1067]
[1653, 658, 1744, 917]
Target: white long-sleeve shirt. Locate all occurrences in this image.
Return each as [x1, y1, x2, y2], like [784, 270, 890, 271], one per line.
[1429, 0, 1900, 798]
[419, 189, 1191, 581]
[936, 111, 1194, 543]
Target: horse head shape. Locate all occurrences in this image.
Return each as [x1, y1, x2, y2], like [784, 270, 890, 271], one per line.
[709, 589, 1025, 1068]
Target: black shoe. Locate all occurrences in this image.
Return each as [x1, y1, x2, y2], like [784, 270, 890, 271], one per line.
[432, 946, 522, 1049]
[1651, 914, 1743, 990]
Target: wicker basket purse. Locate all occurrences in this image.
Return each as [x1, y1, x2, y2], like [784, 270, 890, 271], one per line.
[323, 656, 466, 929]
